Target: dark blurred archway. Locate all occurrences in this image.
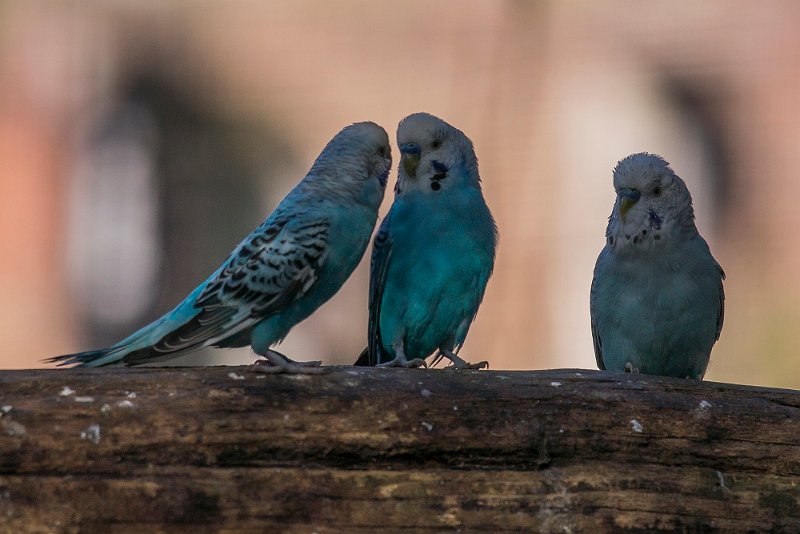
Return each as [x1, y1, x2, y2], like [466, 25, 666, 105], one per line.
[67, 72, 295, 355]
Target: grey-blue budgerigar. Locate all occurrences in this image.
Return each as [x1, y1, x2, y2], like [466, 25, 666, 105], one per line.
[354, 112, 498, 369]
[48, 121, 392, 371]
[590, 153, 725, 379]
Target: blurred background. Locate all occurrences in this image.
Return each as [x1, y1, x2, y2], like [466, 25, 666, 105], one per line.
[1, 1, 799, 388]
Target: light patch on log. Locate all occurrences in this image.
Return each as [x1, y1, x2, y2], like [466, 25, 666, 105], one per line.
[80, 424, 101, 444]
[1, 418, 26, 437]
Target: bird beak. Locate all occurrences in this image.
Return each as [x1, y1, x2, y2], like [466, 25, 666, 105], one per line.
[619, 188, 641, 218]
[400, 143, 421, 178]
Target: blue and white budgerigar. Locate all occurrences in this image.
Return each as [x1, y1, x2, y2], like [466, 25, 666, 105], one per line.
[354, 112, 497, 369]
[48, 121, 392, 371]
[590, 153, 725, 379]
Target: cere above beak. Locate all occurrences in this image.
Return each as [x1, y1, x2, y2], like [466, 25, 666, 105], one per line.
[400, 142, 421, 178]
[619, 188, 641, 218]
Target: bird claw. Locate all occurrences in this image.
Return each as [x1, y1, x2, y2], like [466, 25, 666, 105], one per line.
[445, 360, 489, 370]
[624, 362, 640, 374]
[376, 357, 427, 368]
[250, 362, 328, 375]
[429, 353, 445, 367]
[253, 358, 322, 368]
[438, 350, 489, 370]
[250, 351, 327, 374]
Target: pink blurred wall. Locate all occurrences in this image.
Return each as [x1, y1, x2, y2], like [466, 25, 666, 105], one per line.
[1, 1, 799, 388]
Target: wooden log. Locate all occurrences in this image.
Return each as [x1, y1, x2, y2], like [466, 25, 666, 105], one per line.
[1, 366, 799, 532]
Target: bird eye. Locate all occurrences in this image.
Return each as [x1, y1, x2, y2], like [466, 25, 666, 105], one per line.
[653, 186, 662, 196]
[431, 139, 441, 149]
[431, 181, 441, 191]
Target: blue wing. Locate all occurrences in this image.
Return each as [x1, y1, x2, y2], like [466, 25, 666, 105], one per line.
[590, 275, 605, 371]
[47, 213, 330, 367]
[356, 212, 394, 366]
[714, 264, 725, 341]
[589, 244, 611, 370]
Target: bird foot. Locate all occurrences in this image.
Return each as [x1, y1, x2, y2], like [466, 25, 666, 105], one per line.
[250, 351, 326, 375]
[376, 356, 427, 368]
[445, 360, 489, 370]
[439, 350, 489, 370]
[253, 358, 322, 368]
[250, 363, 327, 375]
[624, 362, 640, 374]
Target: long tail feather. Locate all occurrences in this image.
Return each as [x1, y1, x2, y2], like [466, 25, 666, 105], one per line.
[44, 347, 128, 368]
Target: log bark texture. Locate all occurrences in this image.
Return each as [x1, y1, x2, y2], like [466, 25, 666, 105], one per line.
[1, 366, 799, 533]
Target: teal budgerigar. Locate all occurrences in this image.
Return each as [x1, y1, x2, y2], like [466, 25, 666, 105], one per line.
[590, 153, 725, 379]
[354, 112, 498, 369]
[48, 121, 392, 371]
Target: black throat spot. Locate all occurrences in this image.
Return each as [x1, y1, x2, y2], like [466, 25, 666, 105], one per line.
[648, 210, 663, 230]
[430, 160, 448, 191]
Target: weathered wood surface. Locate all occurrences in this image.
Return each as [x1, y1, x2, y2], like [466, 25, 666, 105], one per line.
[1, 366, 799, 533]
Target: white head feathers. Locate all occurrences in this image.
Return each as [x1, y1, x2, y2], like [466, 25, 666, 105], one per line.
[606, 152, 697, 252]
[394, 112, 480, 195]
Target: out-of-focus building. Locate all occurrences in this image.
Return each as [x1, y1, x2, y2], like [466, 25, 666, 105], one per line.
[1, 1, 798, 388]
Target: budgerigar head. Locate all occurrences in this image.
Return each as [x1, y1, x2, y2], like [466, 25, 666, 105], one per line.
[307, 121, 391, 208]
[394, 112, 480, 195]
[606, 153, 697, 252]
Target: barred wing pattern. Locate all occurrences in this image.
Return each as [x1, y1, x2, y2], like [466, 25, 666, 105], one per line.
[364, 216, 393, 366]
[126, 215, 330, 361]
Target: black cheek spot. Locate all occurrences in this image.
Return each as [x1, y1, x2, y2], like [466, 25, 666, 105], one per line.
[431, 182, 441, 191]
[648, 210, 663, 230]
[431, 160, 449, 175]
[625, 234, 631, 240]
[608, 236, 614, 245]
[641, 229, 647, 236]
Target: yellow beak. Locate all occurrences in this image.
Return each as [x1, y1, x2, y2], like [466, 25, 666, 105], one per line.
[618, 188, 641, 219]
[402, 153, 420, 178]
[620, 198, 636, 218]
